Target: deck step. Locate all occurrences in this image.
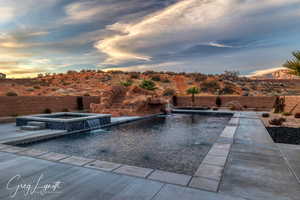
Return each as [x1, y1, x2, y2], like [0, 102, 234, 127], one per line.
[20, 125, 45, 131]
[27, 121, 46, 128]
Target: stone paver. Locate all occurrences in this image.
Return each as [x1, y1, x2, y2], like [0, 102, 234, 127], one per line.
[208, 147, 230, 157]
[220, 126, 237, 138]
[60, 156, 95, 166]
[228, 118, 239, 126]
[213, 143, 231, 150]
[85, 160, 122, 171]
[39, 152, 70, 161]
[202, 155, 228, 167]
[148, 170, 191, 186]
[17, 148, 48, 157]
[153, 184, 245, 200]
[0, 146, 26, 153]
[189, 177, 219, 192]
[194, 164, 223, 180]
[114, 165, 154, 178]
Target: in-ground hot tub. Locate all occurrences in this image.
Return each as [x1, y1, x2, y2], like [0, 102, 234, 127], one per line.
[16, 112, 111, 131]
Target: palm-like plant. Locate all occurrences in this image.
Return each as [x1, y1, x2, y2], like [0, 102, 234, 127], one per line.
[186, 86, 200, 106]
[283, 51, 300, 76]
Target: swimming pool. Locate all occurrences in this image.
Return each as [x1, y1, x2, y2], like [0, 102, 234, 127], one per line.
[19, 114, 231, 175]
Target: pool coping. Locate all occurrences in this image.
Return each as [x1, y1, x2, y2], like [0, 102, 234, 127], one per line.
[0, 112, 239, 192]
[3, 114, 161, 145]
[16, 112, 112, 123]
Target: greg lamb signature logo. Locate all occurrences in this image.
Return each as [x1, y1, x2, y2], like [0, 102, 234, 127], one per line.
[6, 174, 63, 198]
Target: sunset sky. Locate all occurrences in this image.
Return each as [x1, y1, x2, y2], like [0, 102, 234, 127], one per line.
[1, 0, 300, 78]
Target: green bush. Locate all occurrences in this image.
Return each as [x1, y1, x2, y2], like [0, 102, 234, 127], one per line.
[151, 75, 161, 82]
[120, 80, 133, 87]
[6, 91, 18, 96]
[139, 80, 156, 90]
[282, 112, 292, 116]
[161, 78, 170, 83]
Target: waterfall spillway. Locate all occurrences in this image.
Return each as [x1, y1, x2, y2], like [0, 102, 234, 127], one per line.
[87, 119, 101, 129]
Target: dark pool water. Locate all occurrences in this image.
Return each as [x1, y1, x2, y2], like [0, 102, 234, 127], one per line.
[20, 114, 230, 175]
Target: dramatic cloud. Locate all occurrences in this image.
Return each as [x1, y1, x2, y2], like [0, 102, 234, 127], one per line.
[1, 0, 300, 77]
[96, 0, 300, 67]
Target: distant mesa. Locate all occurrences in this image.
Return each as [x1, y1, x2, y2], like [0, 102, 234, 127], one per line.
[0, 73, 6, 79]
[250, 68, 300, 80]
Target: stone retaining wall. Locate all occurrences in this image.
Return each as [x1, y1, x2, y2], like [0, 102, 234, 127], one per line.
[175, 96, 277, 111]
[0, 96, 100, 117]
[283, 96, 300, 114]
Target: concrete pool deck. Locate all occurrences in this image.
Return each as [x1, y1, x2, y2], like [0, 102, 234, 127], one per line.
[0, 112, 299, 200]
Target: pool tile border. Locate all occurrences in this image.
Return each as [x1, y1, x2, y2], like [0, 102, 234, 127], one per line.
[85, 160, 122, 172]
[114, 165, 154, 178]
[38, 152, 71, 161]
[189, 117, 239, 192]
[0, 113, 240, 192]
[60, 156, 95, 166]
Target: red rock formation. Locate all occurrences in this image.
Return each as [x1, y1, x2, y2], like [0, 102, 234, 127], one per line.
[91, 85, 170, 116]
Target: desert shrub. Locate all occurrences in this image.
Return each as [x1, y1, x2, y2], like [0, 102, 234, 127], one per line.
[200, 80, 220, 93]
[221, 84, 236, 94]
[163, 88, 175, 96]
[151, 75, 161, 82]
[100, 75, 112, 82]
[62, 82, 71, 86]
[120, 79, 133, 87]
[33, 86, 41, 89]
[262, 113, 270, 118]
[44, 108, 52, 114]
[139, 80, 156, 90]
[161, 78, 170, 83]
[130, 73, 139, 79]
[109, 70, 123, 74]
[6, 91, 18, 96]
[294, 113, 300, 118]
[282, 112, 292, 116]
[194, 74, 207, 82]
[269, 118, 285, 126]
[143, 70, 156, 75]
[62, 108, 69, 112]
[83, 93, 90, 96]
[216, 96, 222, 107]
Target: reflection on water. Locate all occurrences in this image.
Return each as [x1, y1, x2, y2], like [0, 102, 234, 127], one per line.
[20, 114, 230, 175]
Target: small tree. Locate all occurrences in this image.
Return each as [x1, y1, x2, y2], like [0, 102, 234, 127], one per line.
[139, 80, 156, 90]
[216, 96, 222, 107]
[283, 51, 300, 76]
[186, 86, 200, 105]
